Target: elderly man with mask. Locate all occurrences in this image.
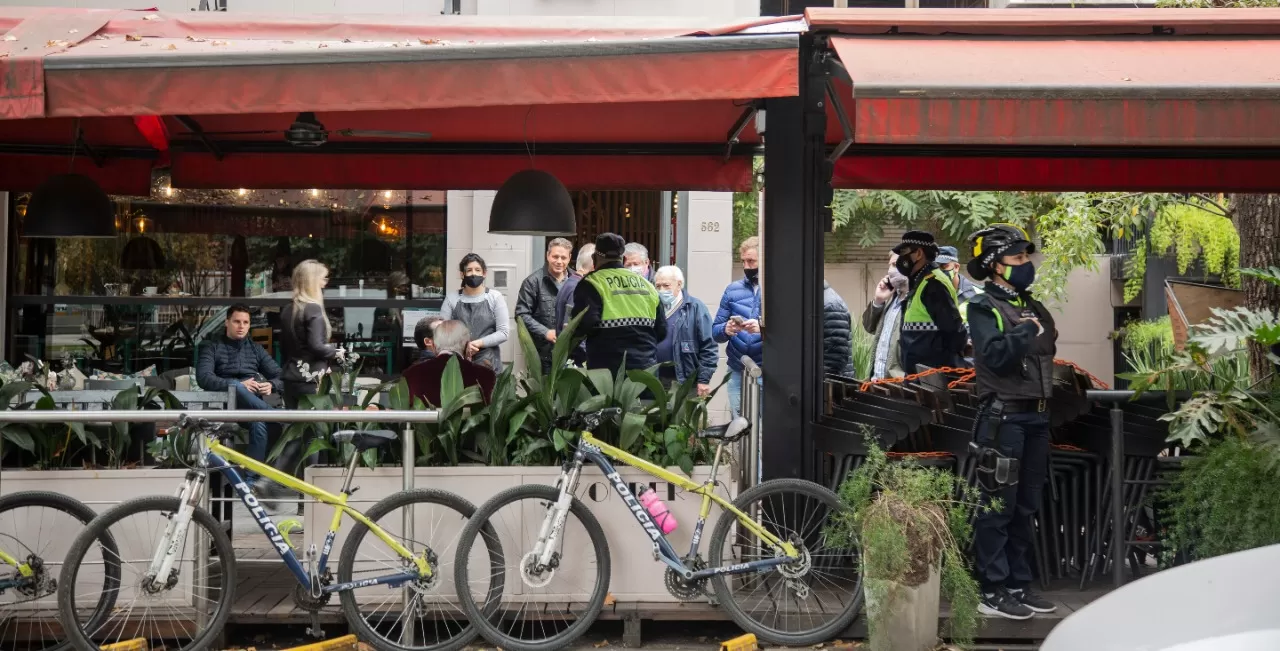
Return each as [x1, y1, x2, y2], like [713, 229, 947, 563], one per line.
[862, 253, 911, 380]
[623, 242, 655, 283]
[653, 265, 717, 396]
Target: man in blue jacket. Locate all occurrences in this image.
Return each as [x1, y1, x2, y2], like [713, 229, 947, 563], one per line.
[713, 236, 763, 418]
[653, 266, 718, 396]
[196, 304, 282, 479]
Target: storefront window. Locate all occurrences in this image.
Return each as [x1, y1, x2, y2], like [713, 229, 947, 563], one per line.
[8, 182, 446, 379]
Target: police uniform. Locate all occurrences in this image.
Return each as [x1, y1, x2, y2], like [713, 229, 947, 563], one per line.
[892, 231, 967, 373]
[965, 224, 1058, 619]
[571, 233, 667, 372]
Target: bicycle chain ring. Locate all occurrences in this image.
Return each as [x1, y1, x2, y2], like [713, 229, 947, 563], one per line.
[292, 581, 332, 612]
[664, 558, 709, 602]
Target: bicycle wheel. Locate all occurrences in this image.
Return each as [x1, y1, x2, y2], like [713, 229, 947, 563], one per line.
[0, 491, 119, 651]
[709, 478, 862, 646]
[453, 484, 610, 651]
[339, 488, 502, 651]
[57, 496, 236, 651]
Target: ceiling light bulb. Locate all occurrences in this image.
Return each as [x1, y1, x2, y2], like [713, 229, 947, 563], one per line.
[310, 189, 319, 197]
[237, 188, 248, 196]
[383, 191, 392, 200]
[163, 186, 173, 197]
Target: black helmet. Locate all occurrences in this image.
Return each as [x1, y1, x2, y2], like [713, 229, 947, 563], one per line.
[967, 223, 1034, 281]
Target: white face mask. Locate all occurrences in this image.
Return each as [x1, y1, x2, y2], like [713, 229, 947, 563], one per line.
[887, 268, 909, 291]
[628, 265, 647, 276]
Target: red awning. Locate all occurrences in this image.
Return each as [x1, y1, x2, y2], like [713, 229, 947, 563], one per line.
[814, 8, 1280, 191]
[0, 9, 796, 192]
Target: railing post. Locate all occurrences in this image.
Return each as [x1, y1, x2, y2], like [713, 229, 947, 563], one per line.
[401, 423, 415, 645]
[740, 356, 763, 489]
[1110, 404, 1126, 588]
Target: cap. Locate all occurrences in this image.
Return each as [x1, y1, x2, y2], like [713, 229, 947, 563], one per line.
[892, 230, 940, 256]
[594, 232, 626, 258]
[936, 246, 959, 266]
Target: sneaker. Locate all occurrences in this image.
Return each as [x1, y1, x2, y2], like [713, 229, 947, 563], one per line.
[1009, 588, 1057, 613]
[978, 588, 1034, 620]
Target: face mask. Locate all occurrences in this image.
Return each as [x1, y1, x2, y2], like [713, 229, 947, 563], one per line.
[628, 265, 647, 276]
[658, 290, 676, 308]
[744, 268, 759, 282]
[887, 268, 909, 291]
[894, 254, 916, 277]
[461, 275, 484, 289]
[1002, 262, 1036, 292]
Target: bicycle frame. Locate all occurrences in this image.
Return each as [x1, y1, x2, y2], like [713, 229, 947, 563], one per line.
[0, 548, 33, 590]
[154, 433, 430, 596]
[567, 431, 798, 580]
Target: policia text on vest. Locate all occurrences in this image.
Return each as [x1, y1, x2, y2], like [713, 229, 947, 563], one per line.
[572, 263, 667, 373]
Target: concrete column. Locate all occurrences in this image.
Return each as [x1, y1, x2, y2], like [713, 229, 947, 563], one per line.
[681, 191, 734, 424]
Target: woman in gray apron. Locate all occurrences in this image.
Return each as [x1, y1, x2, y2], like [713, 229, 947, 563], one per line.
[440, 253, 509, 372]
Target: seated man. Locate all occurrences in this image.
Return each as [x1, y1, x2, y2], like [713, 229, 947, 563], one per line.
[196, 304, 282, 478]
[415, 316, 443, 362]
[402, 320, 496, 406]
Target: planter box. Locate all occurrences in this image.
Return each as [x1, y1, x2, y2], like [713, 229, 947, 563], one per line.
[303, 464, 737, 603]
[0, 468, 200, 611]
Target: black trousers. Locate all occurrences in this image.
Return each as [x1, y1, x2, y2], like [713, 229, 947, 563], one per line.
[973, 410, 1051, 591]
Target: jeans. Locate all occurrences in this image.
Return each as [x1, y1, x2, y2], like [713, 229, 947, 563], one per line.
[726, 368, 763, 420]
[972, 410, 1051, 591]
[232, 383, 273, 479]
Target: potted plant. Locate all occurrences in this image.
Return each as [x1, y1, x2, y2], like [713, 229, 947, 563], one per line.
[826, 435, 985, 651]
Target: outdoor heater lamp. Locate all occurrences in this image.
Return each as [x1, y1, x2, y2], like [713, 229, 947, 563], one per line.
[23, 174, 118, 238]
[488, 169, 577, 236]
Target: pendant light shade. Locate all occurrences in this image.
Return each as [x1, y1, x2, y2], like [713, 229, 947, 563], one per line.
[488, 169, 576, 236]
[121, 236, 166, 270]
[23, 174, 117, 238]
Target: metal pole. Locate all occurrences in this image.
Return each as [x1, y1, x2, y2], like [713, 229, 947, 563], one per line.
[195, 475, 210, 630]
[1110, 405, 1126, 588]
[401, 425, 416, 645]
[0, 409, 441, 424]
[741, 356, 763, 488]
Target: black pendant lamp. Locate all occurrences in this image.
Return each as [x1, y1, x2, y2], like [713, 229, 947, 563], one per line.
[23, 174, 117, 238]
[488, 169, 576, 236]
[120, 236, 166, 270]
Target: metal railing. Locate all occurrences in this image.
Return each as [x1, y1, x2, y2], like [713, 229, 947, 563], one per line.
[739, 356, 763, 491]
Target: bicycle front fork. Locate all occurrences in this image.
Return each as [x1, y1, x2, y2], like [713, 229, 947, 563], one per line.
[145, 470, 207, 592]
[532, 457, 584, 569]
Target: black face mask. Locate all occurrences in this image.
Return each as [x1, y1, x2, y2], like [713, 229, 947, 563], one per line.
[894, 254, 916, 278]
[744, 268, 759, 282]
[461, 275, 485, 289]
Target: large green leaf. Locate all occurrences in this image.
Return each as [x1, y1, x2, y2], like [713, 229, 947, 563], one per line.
[620, 412, 648, 452]
[269, 421, 311, 462]
[0, 381, 34, 408]
[550, 311, 586, 377]
[515, 318, 544, 386]
[387, 378, 412, 411]
[1, 426, 35, 453]
[438, 385, 483, 425]
[438, 355, 465, 407]
[575, 394, 609, 414]
[585, 368, 614, 401]
[627, 370, 669, 421]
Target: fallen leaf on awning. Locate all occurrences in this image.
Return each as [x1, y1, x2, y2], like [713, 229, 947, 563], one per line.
[419, 38, 440, 45]
[94, 34, 109, 40]
[186, 35, 207, 42]
[164, 44, 177, 50]
[143, 14, 158, 20]
[2, 35, 16, 41]
[342, 38, 352, 43]
[211, 40, 228, 46]
[318, 43, 328, 48]
[125, 34, 142, 41]
[45, 39, 69, 48]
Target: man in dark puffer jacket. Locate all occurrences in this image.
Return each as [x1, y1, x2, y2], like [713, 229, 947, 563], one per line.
[823, 281, 855, 377]
[196, 304, 282, 478]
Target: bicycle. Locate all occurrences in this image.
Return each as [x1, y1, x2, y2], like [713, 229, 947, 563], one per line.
[0, 491, 120, 651]
[453, 407, 863, 651]
[55, 414, 502, 651]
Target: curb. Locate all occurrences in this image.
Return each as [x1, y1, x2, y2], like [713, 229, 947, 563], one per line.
[279, 634, 361, 651]
[100, 640, 148, 651]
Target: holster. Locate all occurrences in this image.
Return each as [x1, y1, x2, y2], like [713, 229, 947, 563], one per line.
[970, 399, 1021, 493]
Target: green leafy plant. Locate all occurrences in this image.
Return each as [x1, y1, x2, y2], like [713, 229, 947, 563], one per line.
[418, 355, 485, 466]
[515, 312, 592, 455]
[0, 380, 98, 469]
[826, 433, 985, 649]
[852, 324, 875, 380]
[271, 365, 392, 473]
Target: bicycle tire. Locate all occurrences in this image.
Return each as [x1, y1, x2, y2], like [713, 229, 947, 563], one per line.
[453, 484, 611, 651]
[339, 488, 503, 651]
[56, 496, 236, 651]
[709, 478, 863, 646]
[0, 491, 120, 651]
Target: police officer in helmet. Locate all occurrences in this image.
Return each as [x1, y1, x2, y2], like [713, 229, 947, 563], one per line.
[965, 223, 1058, 621]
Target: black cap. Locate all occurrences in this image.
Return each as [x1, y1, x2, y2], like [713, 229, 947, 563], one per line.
[892, 230, 940, 256]
[595, 232, 626, 258]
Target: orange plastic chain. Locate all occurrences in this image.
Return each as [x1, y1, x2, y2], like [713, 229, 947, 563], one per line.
[857, 359, 1108, 392]
[886, 451, 955, 459]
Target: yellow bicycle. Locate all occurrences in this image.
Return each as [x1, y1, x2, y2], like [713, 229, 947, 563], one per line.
[453, 407, 862, 651]
[55, 415, 501, 651]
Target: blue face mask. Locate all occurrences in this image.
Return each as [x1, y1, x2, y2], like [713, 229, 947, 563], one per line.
[658, 290, 676, 308]
[1002, 262, 1036, 292]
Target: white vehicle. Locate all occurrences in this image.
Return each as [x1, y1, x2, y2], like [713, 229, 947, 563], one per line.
[1041, 544, 1280, 651]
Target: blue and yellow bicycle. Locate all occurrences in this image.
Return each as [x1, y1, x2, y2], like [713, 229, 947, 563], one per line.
[55, 415, 502, 651]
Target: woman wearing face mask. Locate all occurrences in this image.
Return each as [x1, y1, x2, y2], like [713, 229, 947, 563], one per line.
[652, 266, 717, 397]
[440, 253, 509, 372]
[963, 223, 1059, 622]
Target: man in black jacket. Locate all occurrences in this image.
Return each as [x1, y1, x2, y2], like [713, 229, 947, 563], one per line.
[893, 231, 967, 373]
[196, 304, 282, 478]
[965, 224, 1058, 621]
[822, 281, 855, 377]
[516, 238, 572, 373]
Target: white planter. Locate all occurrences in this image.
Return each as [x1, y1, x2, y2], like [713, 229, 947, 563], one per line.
[303, 464, 737, 603]
[864, 565, 941, 651]
[0, 468, 196, 611]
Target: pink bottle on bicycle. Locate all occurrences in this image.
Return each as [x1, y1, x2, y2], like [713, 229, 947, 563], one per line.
[636, 486, 677, 534]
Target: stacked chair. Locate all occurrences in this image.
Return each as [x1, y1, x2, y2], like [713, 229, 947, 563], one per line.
[819, 364, 1181, 591]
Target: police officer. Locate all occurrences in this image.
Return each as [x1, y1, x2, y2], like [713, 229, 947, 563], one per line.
[571, 232, 667, 372]
[938, 245, 983, 323]
[892, 231, 967, 373]
[965, 224, 1058, 620]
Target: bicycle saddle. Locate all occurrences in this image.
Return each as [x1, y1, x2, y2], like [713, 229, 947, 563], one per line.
[333, 429, 398, 451]
[697, 417, 751, 442]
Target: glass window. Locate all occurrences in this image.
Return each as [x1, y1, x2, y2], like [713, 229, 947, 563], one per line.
[8, 182, 446, 378]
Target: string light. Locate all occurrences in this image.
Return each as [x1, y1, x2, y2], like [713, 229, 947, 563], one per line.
[237, 188, 248, 196]
[163, 186, 173, 197]
[382, 190, 392, 200]
[309, 189, 320, 197]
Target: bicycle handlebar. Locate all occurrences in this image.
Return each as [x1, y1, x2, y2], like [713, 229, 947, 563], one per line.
[553, 407, 623, 433]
